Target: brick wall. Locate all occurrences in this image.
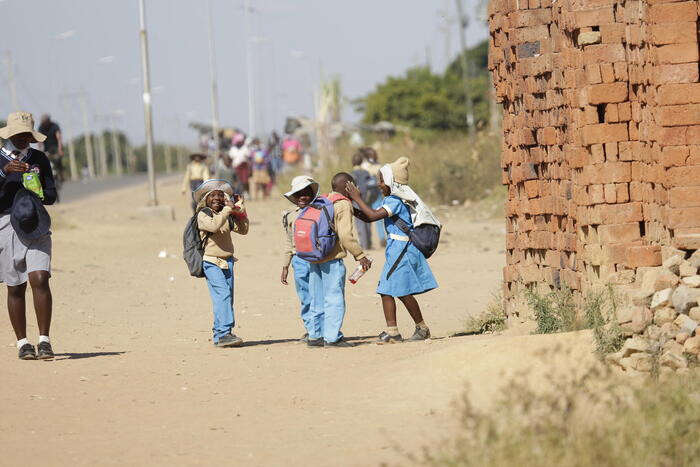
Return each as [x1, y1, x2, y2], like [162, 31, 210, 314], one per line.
[489, 0, 700, 324]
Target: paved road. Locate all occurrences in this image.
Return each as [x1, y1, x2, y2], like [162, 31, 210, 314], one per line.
[59, 173, 177, 203]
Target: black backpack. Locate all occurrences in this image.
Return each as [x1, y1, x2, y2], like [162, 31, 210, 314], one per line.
[183, 209, 211, 278]
[386, 218, 441, 279]
[352, 168, 380, 205]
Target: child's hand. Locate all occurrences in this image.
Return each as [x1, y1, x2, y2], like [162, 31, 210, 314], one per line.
[281, 266, 289, 285]
[359, 257, 372, 272]
[345, 181, 361, 200]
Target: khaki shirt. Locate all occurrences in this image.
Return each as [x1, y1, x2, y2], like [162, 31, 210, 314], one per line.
[197, 202, 249, 269]
[282, 208, 300, 268]
[182, 161, 211, 192]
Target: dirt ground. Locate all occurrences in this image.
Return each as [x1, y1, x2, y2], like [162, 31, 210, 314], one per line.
[0, 177, 595, 466]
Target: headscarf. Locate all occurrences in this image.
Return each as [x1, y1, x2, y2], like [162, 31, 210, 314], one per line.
[379, 162, 441, 228]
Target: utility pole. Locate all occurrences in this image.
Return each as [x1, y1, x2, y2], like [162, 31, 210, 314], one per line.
[97, 127, 108, 177]
[110, 113, 123, 176]
[138, 0, 158, 205]
[164, 143, 173, 174]
[59, 96, 79, 181]
[4, 51, 19, 110]
[77, 93, 96, 178]
[455, 0, 475, 136]
[207, 0, 221, 157]
[244, 0, 256, 137]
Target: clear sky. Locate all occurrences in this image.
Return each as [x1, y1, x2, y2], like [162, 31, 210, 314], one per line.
[1, 0, 487, 144]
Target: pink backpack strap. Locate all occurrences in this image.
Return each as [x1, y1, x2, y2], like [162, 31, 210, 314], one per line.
[326, 193, 350, 203]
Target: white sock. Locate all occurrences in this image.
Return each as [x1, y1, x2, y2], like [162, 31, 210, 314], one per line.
[17, 338, 28, 349]
[39, 335, 50, 344]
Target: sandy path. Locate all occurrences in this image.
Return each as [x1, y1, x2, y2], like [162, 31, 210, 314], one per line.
[0, 177, 594, 466]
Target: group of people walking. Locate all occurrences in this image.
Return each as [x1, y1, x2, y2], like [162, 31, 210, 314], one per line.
[193, 146, 440, 348]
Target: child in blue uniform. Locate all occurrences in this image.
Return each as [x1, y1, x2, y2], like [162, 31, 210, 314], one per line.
[346, 157, 438, 343]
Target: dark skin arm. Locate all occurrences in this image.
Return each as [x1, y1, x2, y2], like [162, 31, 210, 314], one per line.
[346, 181, 389, 222]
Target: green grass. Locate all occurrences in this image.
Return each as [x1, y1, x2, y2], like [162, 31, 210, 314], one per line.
[464, 293, 507, 334]
[526, 285, 585, 334]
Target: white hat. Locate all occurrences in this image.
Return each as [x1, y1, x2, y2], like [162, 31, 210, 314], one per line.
[192, 179, 234, 207]
[283, 175, 319, 204]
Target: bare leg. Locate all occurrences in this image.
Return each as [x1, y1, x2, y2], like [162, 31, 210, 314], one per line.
[7, 283, 27, 340]
[28, 271, 52, 336]
[398, 294, 424, 325]
[381, 294, 397, 326]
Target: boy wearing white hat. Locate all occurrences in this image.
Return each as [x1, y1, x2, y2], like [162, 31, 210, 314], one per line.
[0, 112, 58, 360]
[193, 179, 249, 347]
[281, 176, 319, 342]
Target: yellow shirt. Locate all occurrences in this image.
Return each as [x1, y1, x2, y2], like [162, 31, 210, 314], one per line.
[182, 161, 211, 192]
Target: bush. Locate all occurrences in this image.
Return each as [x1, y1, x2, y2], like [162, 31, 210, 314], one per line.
[526, 286, 585, 334]
[464, 293, 506, 334]
[584, 286, 626, 358]
[417, 364, 700, 466]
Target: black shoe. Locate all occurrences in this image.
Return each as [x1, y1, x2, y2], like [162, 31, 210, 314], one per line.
[307, 338, 324, 347]
[325, 338, 354, 348]
[300, 332, 309, 343]
[407, 326, 431, 341]
[215, 334, 244, 348]
[37, 341, 54, 360]
[18, 343, 37, 360]
[377, 331, 403, 344]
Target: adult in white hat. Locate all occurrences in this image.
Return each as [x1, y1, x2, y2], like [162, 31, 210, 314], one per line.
[0, 111, 58, 360]
[193, 179, 249, 347]
[281, 175, 319, 342]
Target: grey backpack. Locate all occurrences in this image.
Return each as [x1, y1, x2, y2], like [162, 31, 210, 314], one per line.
[183, 209, 211, 278]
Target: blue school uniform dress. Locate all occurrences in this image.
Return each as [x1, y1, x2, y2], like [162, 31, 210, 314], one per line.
[377, 195, 438, 297]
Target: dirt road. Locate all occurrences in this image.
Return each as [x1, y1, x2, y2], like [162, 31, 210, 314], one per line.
[0, 177, 595, 466]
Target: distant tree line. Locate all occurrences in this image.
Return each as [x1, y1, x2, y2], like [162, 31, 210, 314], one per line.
[357, 39, 490, 132]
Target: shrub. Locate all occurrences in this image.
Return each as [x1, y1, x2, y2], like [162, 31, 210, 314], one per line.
[416, 364, 700, 466]
[526, 285, 584, 334]
[464, 293, 506, 334]
[584, 286, 626, 358]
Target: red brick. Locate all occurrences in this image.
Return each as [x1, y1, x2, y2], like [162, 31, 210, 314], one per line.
[512, 25, 550, 43]
[650, 22, 698, 45]
[657, 104, 700, 127]
[598, 223, 641, 243]
[603, 183, 617, 203]
[601, 202, 643, 223]
[657, 84, 700, 106]
[618, 102, 632, 121]
[673, 227, 700, 249]
[656, 43, 700, 65]
[589, 184, 605, 204]
[583, 44, 626, 64]
[654, 63, 700, 84]
[585, 64, 602, 84]
[600, 63, 615, 83]
[582, 123, 629, 144]
[605, 104, 619, 122]
[648, 2, 698, 23]
[626, 245, 662, 268]
[667, 165, 700, 187]
[669, 187, 700, 207]
[508, 9, 552, 28]
[667, 207, 700, 228]
[661, 146, 690, 167]
[600, 23, 625, 43]
[656, 126, 687, 146]
[615, 183, 629, 202]
[573, 6, 615, 26]
[613, 62, 628, 81]
[591, 144, 605, 163]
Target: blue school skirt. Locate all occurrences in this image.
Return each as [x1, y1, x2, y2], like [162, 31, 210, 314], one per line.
[376, 236, 438, 297]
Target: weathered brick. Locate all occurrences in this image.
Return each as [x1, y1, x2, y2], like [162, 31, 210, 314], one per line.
[654, 63, 700, 84]
[667, 207, 700, 228]
[605, 104, 620, 122]
[583, 44, 626, 64]
[661, 146, 690, 167]
[657, 104, 700, 127]
[508, 9, 553, 28]
[669, 187, 700, 207]
[648, 2, 699, 23]
[598, 223, 641, 243]
[657, 84, 700, 106]
[626, 245, 662, 268]
[582, 123, 629, 144]
[667, 165, 700, 187]
[650, 22, 698, 45]
[656, 43, 700, 65]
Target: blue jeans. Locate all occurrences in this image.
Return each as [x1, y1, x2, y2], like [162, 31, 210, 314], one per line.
[203, 259, 235, 343]
[371, 196, 387, 243]
[291, 255, 312, 334]
[308, 258, 346, 343]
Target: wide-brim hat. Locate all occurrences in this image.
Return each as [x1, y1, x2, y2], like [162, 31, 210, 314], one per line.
[189, 153, 207, 161]
[0, 112, 46, 143]
[192, 179, 234, 206]
[10, 189, 51, 241]
[284, 175, 319, 204]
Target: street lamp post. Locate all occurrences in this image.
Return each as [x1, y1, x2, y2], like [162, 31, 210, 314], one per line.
[138, 0, 158, 205]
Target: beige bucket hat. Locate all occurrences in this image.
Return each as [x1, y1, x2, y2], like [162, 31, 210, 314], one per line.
[192, 179, 234, 207]
[0, 112, 46, 142]
[283, 175, 319, 204]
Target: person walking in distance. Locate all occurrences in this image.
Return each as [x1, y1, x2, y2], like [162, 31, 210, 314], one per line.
[37, 114, 64, 183]
[182, 154, 210, 212]
[360, 147, 387, 247]
[0, 112, 58, 359]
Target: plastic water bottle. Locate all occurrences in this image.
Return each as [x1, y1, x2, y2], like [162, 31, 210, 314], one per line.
[349, 258, 372, 284]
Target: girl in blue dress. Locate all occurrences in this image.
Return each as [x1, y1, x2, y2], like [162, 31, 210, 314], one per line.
[346, 157, 438, 343]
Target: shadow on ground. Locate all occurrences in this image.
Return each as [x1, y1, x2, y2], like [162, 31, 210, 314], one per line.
[54, 351, 126, 360]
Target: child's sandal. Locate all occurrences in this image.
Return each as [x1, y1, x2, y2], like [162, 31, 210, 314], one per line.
[376, 331, 403, 344]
